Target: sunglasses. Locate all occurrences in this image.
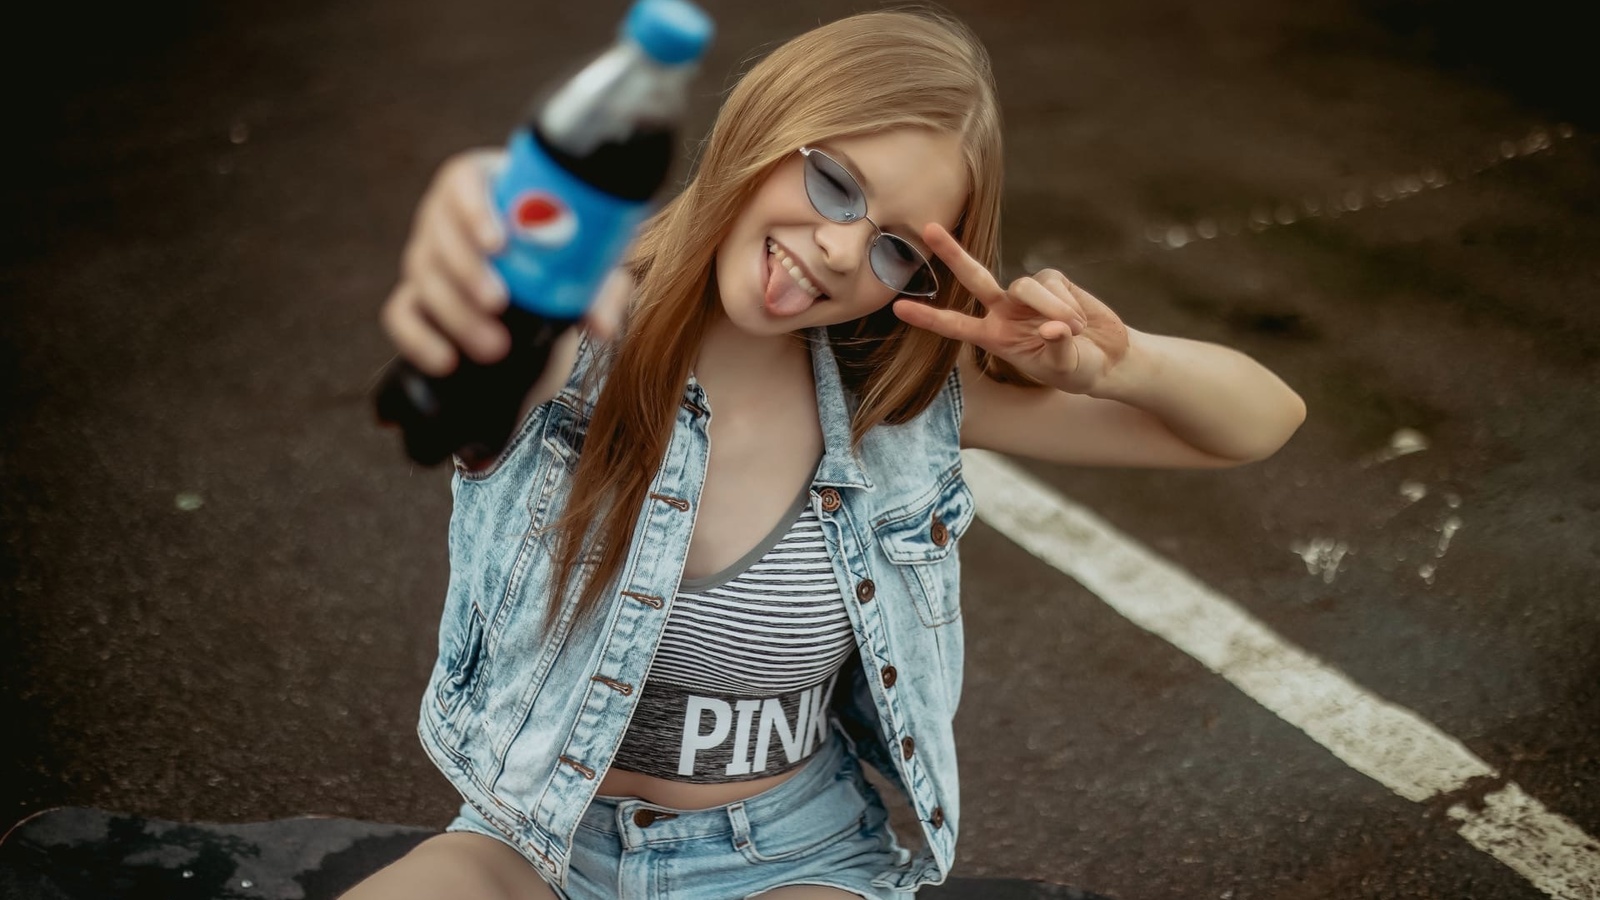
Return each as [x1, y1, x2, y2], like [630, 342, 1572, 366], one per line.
[798, 147, 940, 298]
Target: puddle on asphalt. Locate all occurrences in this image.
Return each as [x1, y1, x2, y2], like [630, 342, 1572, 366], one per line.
[1437, 515, 1463, 557]
[1363, 427, 1430, 467]
[1291, 537, 1351, 584]
[1288, 429, 1469, 588]
[1400, 480, 1427, 504]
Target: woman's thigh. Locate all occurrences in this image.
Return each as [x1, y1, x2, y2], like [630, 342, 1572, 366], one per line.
[339, 832, 558, 900]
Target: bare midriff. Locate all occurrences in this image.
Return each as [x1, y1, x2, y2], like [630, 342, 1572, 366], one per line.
[597, 764, 807, 809]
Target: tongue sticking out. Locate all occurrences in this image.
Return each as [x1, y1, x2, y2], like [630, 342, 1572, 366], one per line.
[764, 251, 817, 317]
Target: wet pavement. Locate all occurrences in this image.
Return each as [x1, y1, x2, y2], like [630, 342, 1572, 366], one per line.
[2, 0, 1596, 898]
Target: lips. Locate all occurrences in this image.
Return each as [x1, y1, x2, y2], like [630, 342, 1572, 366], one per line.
[763, 238, 828, 317]
[766, 238, 828, 300]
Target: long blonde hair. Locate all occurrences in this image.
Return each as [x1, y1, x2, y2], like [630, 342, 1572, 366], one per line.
[548, 9, 1011, 628]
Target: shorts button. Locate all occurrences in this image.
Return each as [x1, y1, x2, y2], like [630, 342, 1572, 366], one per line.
[901, 736, 915, 759]
[855, 580, 876, 603]
[881, 665, 898, 688]
[819, 488, 841, 512]
[930, 517, 949, 547]
[930, 806, 945, 828]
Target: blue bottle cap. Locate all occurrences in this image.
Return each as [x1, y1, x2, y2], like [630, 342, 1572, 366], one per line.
[622, 0, 714, 65]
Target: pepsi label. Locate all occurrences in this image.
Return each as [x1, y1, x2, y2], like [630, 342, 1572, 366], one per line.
[510, 192, 580, 247]
[490, 130, 649, 320]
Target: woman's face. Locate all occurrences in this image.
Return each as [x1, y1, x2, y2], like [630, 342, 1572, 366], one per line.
[714, 128, 969, 339]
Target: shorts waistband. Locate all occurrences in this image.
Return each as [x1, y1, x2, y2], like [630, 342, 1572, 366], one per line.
[585, 729, 848, 850]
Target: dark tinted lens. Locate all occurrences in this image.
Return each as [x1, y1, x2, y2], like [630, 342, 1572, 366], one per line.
[871, 234, 938, 297]
[802, 151, 866, 222]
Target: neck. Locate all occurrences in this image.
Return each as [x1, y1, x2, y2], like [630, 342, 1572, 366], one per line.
[695, 310, 812, 387]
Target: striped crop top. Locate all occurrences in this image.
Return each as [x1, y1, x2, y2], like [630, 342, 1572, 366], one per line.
[612, 482, 855, 783]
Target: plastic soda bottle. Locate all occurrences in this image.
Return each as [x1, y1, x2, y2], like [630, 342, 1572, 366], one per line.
[375, 0, 713, 466]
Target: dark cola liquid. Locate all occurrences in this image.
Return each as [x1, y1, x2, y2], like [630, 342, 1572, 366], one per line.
[374, 125, 672, 467]
[374, 303, 571, 468]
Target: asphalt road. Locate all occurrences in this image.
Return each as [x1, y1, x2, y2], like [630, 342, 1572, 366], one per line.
[3, 0, 1596, 897]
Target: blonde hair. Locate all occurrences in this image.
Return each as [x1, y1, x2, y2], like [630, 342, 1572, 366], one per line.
[549, 9, 1010, 628]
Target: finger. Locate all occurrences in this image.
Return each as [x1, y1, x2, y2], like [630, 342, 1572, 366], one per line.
[418, 208, 508, 315]
[1041, 269, 1112, 320]
[411, 266, 510, 366]
[1031, 272, 1090, 332]
[381, 284, 459, 377]
[1063, 279, 1115, 321]
[1038, 319, 1073, 341]
[892, 299, 992, 346]
[922, 223, 1005, 307]
[1010, 276, 1084, 326]
[441, 150, 507, 253]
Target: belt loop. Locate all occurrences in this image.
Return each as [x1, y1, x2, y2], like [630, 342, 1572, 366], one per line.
[727, 801, 753, 852]
[616, 801, 640, 852]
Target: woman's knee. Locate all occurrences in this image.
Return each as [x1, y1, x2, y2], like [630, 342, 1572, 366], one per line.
[339, 832, 558, 900]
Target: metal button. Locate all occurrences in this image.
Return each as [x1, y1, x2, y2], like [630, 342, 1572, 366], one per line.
[930, 517, 949, 547]
[855, 579, 876, 603]
[881, 665, 898, 688]
[930, 806, 944, 828]
[901, 736, 915, 759]
[819, 488, 841, 512]
[633, 809, 676, 827]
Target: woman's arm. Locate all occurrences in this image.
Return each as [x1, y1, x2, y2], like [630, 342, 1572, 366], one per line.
[956, 332, 1305, 468]
[894, 224, 1305, 469]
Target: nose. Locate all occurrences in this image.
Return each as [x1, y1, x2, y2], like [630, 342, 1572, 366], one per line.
[814, 217, 873, 275]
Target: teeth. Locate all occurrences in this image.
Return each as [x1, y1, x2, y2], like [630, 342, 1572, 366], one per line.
[766, 239, 823, 299]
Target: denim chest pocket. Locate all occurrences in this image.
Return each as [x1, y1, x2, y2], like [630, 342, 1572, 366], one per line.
[539, 398, 588, 466]
[873, 472, 975, 628]
[494, 396, 588, 651]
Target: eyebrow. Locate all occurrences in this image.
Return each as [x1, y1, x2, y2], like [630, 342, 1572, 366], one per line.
[822, 146, 875, 197]
[822, 146, 928, 247]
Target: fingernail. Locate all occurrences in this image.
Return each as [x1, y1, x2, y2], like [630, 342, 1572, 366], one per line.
[482, 221, 505, 251]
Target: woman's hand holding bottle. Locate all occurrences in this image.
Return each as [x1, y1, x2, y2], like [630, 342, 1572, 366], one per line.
[378, 150, 629, 380]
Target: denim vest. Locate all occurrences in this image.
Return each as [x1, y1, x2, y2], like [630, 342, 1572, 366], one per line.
[417, 329, 974, 892]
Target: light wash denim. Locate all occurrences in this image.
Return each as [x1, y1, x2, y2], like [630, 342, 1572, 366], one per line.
[418, 329, 973, 893]
[447, 730, 914, 898]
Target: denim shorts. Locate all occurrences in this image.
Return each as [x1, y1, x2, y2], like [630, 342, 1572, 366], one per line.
[446, 732, 914, 899]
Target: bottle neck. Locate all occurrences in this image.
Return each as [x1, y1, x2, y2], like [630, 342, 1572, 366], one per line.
[538, 43, 696, 157]
[529, 125, 672, 202]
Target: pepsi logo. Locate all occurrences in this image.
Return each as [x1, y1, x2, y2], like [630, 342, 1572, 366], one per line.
[510, 191, 577, 246]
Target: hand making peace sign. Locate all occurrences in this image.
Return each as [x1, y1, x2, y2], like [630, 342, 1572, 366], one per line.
[892, 224, 1131, 395]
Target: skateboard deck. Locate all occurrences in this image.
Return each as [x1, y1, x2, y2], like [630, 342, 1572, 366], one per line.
[0, 807, 1110, 899]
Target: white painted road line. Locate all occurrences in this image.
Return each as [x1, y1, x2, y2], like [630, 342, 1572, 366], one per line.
[961, 449, 1600, 900]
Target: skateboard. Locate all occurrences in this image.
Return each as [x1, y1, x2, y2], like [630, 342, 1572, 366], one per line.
[0, 807, 1110, 899]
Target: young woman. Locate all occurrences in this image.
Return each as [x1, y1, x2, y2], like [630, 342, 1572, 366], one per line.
[345, 9, 1305, 900]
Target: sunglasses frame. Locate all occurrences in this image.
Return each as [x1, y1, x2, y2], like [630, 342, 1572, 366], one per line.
[797, 146, 940, 299]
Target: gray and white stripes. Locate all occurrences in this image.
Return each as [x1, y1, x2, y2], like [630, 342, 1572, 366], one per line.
[612, 498, 856, 782]
[654, 503, 854, 694]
